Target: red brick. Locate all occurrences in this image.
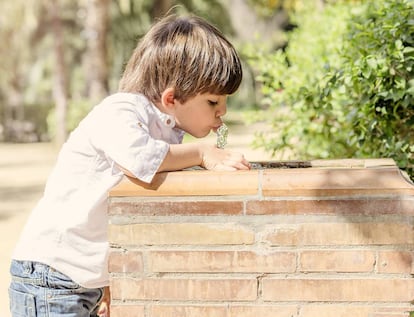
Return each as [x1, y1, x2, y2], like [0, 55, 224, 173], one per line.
[111, 277, 257, 301]
[300, 250, 375, 272]
[148, 250, 296, 273]
[108, 250, 143, 273]
[262, 278, 414, 302]
[229, 305, 298, 317]
[109, 223, 255, 246]
[246, 199, 413, 215]
[372, 305, 414, 317]
[149, 305, 299, 317]
[299, 304, 414, 317]
[370, 313, 410, 317]
[149, 305, 226, 317]
[106, 161, 414, 313]
[264, 223, 414, 246]
[299, 305, 371, 317]
[111, 305, 145, 317]
[378, 251, 414, 274]
[110, 200, 244, 216]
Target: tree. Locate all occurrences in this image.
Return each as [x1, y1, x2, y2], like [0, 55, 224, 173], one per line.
[83, 0, 110, 103]
[0, 1, 39, 141]
[50, 0, 69, 146]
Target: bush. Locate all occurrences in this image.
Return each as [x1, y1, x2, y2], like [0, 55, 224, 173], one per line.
[248, 0, 414, 180]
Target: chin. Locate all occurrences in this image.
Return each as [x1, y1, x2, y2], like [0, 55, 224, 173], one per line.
[191, 130, 210, 138]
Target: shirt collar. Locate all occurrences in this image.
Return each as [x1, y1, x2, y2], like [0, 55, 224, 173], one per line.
[148, 97, 186, 141]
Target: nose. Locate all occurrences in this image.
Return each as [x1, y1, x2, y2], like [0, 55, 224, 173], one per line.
[216, 103, 227, 118]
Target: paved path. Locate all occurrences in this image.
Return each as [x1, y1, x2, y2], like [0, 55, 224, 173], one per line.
[0, 143, 58, 316]
[0, 124, 272, 317]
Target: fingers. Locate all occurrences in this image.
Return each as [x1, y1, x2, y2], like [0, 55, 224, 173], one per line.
[201, 145, 251, 171]
[97, 303, 108, 317]
[215, 152, 251, 171]
[222, 159, 251, 170]
[226, 152, 251, 170]
[97, 286, 111, 317]
[240, 155, 252, 169]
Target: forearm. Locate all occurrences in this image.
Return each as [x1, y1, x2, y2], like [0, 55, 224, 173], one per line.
[159, 142, 251, 172]
[157, 143, 203, 172]
[116, 143, 204, 178]
[118, 142, 250, 179]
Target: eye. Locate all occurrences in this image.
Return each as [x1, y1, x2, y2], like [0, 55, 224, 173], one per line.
[208, 100, 218, 106]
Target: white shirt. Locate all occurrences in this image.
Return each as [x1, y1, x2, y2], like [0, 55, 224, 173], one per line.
[13, 93, 184, 288]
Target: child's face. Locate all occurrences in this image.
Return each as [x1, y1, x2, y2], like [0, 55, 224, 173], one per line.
[174, 93, 227, 138]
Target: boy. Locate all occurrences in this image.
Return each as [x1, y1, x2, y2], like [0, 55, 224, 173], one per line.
[9, 14, 250, 317]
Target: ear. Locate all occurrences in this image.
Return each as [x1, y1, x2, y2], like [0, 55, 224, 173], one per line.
[160, 87, 176, 112]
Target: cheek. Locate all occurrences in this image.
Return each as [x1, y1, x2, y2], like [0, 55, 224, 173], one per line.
[178, 104, 216, 129]
[190, 108, 212, 123]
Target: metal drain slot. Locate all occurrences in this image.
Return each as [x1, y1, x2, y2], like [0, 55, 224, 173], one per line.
[250, 161, 312, 169]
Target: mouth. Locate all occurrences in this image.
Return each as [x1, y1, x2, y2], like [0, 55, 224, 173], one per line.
[212, 122, 224, 133]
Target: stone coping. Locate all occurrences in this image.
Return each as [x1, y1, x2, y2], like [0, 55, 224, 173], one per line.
[109, 159, 414, 197]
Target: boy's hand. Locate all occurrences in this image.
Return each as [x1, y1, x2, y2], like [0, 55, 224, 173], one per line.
[97, 286, 110, 317]
[200, 145, 251, 171]
[157, 143, 251, 174]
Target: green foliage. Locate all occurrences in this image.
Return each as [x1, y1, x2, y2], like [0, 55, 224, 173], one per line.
[247, 0, 296, 17]
[340, 0, 414, 177]
[247, 0, 414, 180]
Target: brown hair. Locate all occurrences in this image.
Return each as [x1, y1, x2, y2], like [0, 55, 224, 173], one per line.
[118, 14, 242, 103]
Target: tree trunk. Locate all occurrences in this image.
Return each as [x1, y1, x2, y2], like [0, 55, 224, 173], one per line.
[50, 0, 68, 146]
[4, 75, 24, 142]
[2, 29, 25, 142]
[84, 0, 109, 102]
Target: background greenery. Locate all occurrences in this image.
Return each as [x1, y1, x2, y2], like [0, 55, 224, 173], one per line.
[1, 0, 413, 180]
[0, 0, 239, 144]
[246, 0, 414, 180]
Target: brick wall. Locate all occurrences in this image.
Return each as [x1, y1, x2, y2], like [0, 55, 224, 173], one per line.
[108, 159, 414, 317]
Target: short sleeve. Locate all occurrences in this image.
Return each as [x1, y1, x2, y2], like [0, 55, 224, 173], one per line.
[88, 96, 170, 183]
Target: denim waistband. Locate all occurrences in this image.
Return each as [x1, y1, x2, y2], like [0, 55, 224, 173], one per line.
[10, 260, 80, 289]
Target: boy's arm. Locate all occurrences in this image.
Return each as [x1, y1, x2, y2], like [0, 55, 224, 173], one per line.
[156, 142, 203, 172]
[118, 142, 250, 178]
[158, 143, 251, 172]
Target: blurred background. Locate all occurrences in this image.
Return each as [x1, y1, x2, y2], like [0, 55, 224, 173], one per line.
[0, 0, 294, 146]
[1, 0, 413, 315]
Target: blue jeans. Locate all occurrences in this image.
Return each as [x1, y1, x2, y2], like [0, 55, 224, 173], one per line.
[9, 260, 104, 317]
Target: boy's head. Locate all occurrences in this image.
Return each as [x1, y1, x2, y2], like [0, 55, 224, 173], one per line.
[118, 14, 242, 104]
